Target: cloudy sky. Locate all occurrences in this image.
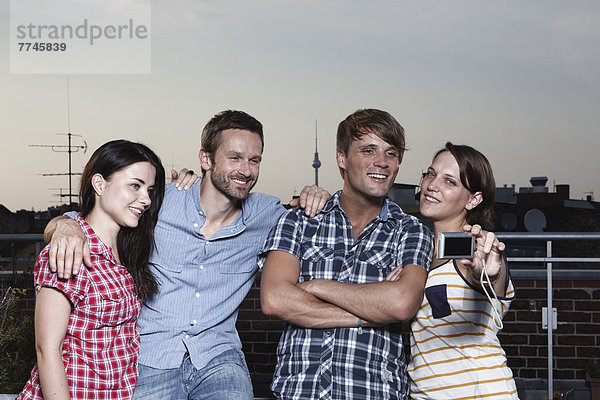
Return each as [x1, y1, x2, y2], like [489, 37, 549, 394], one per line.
[1, 0, 599, 212]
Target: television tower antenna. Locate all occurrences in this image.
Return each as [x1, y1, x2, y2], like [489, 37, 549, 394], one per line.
[29, 79, 87, 205]
[312, 119, 321, 186]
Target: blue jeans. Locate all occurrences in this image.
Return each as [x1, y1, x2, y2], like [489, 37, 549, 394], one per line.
[132, 348, 254, 400]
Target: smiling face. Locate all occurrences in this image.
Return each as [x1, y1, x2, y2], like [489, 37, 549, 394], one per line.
[338, 132, 400, 202]
[93, 161, 156, 229]
[202, 128, 262, 200]
[419, 151, 481, 227]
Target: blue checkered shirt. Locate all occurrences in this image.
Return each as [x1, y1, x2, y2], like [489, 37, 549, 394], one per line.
[258, 191, 433, 400]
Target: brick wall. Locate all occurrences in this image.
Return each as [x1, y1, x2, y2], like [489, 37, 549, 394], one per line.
[236, 283, 283, 397]
[500, 277, 600, 380]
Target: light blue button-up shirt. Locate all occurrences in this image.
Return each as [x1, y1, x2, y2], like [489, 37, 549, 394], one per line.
[137, 180, 284, 370]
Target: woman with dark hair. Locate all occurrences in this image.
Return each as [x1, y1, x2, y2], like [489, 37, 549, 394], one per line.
[17, 140, 165, 400]
[389, 142, 518, 398]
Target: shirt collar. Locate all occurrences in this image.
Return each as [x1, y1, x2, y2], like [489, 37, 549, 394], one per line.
[192, 177, 247, 227]
[322, 190, 343, 214]
[192, 179, 205, 218]
[379, 197, 393, 221]
[75, 213, 118, 263]
[323, 190, 394, 222]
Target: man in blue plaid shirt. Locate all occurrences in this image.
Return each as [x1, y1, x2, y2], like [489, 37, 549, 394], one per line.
[259, 109, 434, 400]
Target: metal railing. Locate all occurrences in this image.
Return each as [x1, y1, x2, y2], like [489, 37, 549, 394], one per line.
[1, 232, 600, 399]
[0, 234, 44, 281]
[497, 232, 600, 400]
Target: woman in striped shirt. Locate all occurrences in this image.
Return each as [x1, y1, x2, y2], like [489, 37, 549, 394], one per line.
[392, 142, 519, 399]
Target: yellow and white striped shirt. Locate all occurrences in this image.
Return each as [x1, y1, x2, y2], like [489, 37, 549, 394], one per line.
[408, 260, 519, 399]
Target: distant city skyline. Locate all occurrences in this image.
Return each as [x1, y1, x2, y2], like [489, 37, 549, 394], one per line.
[1, 1, 599, 212]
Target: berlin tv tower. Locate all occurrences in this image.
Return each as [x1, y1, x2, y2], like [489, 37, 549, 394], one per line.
[312, 120, 321, 186]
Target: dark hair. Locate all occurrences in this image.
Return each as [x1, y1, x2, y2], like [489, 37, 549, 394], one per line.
[79, 140, 165, 300]
[434, 142, 496, 230]
[336, 109, 406, 177]
[201, 110, 263, 174]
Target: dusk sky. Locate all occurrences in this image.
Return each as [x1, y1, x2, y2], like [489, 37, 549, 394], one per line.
[1, 1, 599, 212]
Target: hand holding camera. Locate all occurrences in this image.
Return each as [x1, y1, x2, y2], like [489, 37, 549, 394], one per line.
[438, 225, 505, 280]
[439, 225, 507, 328]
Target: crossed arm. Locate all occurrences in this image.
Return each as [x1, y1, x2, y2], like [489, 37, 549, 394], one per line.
[260, 250, 427, 328]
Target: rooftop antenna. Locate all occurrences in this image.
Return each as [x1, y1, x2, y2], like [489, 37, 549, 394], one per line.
[312, 119, 321, 186]
[48, 187, 69, 204]
[29, 78, 87, 205]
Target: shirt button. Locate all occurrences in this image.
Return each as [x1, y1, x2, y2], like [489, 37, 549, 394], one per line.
[195, 292, 200, 298]
[134, 361, 138, 367]
[185, 334, 190, 339]
[129, 338, 134, 344]
[193, 223, 198, 228]
[326, 331, 331, 336]
[200, 265, 204, 270]
[192, 319, 197, 325]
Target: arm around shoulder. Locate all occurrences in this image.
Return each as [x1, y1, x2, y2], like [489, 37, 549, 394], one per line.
[44, 215, 71, 244]
[44, 215, 91, 278]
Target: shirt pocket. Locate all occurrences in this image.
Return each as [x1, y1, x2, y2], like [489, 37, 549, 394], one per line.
[299, 245, 335, 281]
[358, 249, 395, 280]
[90, 288, 137, 327]
[151, 236, 187, 273]
[219, 263, 256, 274]
[425, 284, 451, 319]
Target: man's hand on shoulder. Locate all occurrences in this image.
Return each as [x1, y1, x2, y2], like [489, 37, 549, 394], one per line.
[288, 185, 331, 217]
[45, 216, 91, 279]
[171, 168, 200, 191]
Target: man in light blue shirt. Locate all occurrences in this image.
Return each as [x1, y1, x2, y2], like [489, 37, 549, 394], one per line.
[131, 110, 282, 399]
[45, 110, 328, 399]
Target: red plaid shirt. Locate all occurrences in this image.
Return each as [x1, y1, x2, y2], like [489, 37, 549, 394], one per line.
[18, 213, 141, 400]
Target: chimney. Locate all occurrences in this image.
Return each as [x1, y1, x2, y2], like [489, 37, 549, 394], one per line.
[530, 176, 548, 186]
[529, 176, 548, 193]
[555, 184, 570, 199]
